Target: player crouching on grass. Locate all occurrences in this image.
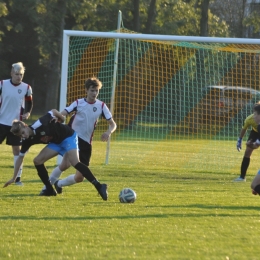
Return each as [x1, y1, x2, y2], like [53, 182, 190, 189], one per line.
[246, 104, 260, 195]
[3, 109, 108, 200]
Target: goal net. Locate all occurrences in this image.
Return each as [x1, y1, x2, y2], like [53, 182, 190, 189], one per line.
[60, 28, 260, 174]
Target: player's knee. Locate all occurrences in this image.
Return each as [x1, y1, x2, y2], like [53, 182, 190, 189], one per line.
[59, 161, 71, 171]
[74, 173, 84, 183]
[33, 156, 43, 165]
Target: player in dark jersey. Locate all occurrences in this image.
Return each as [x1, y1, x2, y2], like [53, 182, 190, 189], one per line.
[3, 109, 108, 200]
[42, 77, 117, 194]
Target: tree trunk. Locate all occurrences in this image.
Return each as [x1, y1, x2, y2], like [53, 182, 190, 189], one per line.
[200, 0, 210, 36]
[44, 0, 67, 111]
[133, 0, 140, 32]
[145, 0, 157, 34]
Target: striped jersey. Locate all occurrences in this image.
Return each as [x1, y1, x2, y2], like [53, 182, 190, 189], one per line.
[0, 79, 33, 126]
[65, 98, 112, 144]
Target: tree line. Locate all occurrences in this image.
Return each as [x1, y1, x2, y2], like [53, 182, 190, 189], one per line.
[0, 0, 259, 113]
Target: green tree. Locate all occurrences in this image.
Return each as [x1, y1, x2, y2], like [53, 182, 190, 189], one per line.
[154, 0, 229, 36]
[0, 0, 241, 114]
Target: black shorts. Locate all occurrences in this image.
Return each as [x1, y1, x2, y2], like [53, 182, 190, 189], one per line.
[0, 124, 22, 146]
[247, 130, 260, 142]
[78, 137, 92, 166]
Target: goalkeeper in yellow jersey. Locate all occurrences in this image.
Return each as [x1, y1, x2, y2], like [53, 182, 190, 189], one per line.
[246, 104, 260, 195]
[234, 104, 260, 182]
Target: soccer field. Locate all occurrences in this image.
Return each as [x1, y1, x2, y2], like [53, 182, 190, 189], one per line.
[0, 142, 259, 260]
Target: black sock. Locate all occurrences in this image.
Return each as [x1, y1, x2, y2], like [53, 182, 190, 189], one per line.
[254, 184, 260, 194]
[15, 177, 20, 182]
[35, 164, 52, 189]
[240, 157, 250, 179]
[74, 162, 101, 188]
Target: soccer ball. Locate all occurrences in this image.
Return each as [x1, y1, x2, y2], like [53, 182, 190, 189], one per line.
[119, 188, 137, 203]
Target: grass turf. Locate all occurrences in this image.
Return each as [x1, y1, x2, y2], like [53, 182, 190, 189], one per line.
[0, 142, 259, 260]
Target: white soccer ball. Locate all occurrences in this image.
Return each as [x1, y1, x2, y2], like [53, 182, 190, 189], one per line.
[119, 188, 137, 203]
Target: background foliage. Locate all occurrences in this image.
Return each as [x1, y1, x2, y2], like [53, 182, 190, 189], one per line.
[0, 0, 259, 113]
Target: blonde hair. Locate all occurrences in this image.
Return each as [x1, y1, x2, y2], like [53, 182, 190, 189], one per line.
[10, 120, 26, 135]
[11, 62, 25, 73]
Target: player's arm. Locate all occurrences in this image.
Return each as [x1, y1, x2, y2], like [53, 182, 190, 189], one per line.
[51, 109, 66, 123]
[22, 86, 33, 120]
[101, 118, 117, 142]
[237, 128, 247, 152]
[3, 155, 25, 188]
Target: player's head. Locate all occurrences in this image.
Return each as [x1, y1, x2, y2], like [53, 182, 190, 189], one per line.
[85, 77, 102, 90]
[254, 104, 260, 114]
[11, 62, 25, 84]
[10, 120, 30, 138]
[84, 77, 102, 102]
[253, 104, 260, 124]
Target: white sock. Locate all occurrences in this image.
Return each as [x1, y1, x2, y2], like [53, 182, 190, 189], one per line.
[14, 155, 23, 178]
[58, 174, 76, 187]
[49, 166, 63, 184]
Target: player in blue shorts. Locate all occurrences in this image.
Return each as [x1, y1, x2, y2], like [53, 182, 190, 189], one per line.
[3, 109, 108, 200]
[41, 77, 116, 194]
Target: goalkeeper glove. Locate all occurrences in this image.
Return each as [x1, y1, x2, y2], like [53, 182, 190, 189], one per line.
[237, 137, 242, 152]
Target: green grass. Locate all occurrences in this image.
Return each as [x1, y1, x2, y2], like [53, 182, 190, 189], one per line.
[0, 142, 259, 260]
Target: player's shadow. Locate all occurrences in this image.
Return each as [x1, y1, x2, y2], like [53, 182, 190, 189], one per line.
[145, 203, 259, 211]
[0, 193, 38, 197]
[0, 202, 259, 221]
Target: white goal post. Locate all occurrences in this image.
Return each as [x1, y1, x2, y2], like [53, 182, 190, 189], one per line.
[59, 32, 259, 113]
[59, 28, 260, 172]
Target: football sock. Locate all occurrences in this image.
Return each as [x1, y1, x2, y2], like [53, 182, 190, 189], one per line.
[49, 166, 63, 184]
[240, 157, 250, 179]
[92, 179, 102, 189]
[58, 174, 76, 187]
[35, 164, 53, 189]
[74, 162, 101, 188]
[253, 184, 260, 194]
[14, 155, 23, 179]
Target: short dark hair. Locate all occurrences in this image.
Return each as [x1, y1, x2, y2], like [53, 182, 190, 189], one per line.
[84, 77, 102, 90]
[254, 104, 260, 115]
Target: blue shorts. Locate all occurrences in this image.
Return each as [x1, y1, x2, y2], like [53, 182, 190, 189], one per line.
[47, 132, 78, 156]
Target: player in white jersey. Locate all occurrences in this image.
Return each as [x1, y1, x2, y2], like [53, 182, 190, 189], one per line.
[40, 77, 116, 195]
[0, 62, 33, 185]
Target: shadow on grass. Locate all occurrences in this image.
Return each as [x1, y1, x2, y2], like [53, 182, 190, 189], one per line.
[0, 211, 259, 220]
[0, 193, 39, 197]
[145, 203, 260, 211]
[0, 203, 259, 220]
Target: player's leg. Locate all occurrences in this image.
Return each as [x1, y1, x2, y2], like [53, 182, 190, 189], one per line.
[66, 149, 107, 200]
[55, 171, 84, 193]
[234, 130, 258, 182]
[33, 145, 59, 196]
[62, 133, 107, 200]
[251, 170, 260, 195]
[55, 137, 91, 191]
[239, 146, 253, 179]
[5, 126, 23, 185]
[12, 146, 23, 184]
[49, 153, 71, 184]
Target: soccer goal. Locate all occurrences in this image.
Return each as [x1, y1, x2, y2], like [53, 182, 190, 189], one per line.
[59, 26, 260, 174]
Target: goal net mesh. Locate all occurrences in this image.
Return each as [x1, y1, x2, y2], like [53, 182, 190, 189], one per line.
[65, 28, 260, 174]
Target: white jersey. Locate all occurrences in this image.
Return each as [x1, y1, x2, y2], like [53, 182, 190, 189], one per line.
[0, 79, 33, 126]
[65, 98, 112, 144]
